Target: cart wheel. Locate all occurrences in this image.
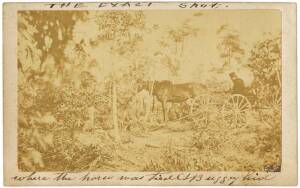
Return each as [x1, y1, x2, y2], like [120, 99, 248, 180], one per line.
[222, 94, 251, 127]
[265, 90, 281, 113]
[191, 94, 216, 128]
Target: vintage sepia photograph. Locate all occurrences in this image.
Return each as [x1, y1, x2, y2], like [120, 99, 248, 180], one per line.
[17, 9, 282, 172]
[3, 2, 297, 186]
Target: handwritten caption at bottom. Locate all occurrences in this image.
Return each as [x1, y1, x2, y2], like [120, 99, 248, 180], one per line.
[11, 171, 276, 185]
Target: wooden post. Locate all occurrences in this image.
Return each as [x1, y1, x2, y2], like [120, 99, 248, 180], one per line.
[112, 80, 120, 143]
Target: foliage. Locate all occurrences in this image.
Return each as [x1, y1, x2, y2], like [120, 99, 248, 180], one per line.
[143, 143, 191, 171]
[249, 35, 281, 83]
[18, 76, 114, 171]
[18, 11, 88, 73]
[94, 11, 145, 56]
[256, 110, 281, 171]
[189, 113, 280, 171]
[248, 34, 281, 107]
[155, 24, 200, 79]
[217, 26, 245, 68]
[17, 11, 281, 172]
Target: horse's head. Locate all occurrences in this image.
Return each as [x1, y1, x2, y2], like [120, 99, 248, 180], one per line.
[136, 79, 149, 92]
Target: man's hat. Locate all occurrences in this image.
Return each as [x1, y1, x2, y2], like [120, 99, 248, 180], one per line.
[229, 72, 237, 77]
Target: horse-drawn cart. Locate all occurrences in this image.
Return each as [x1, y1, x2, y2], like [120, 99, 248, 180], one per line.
[135, 79, 281, 128]
[187, 90, 281, 128]
[188, 93, 251, 127]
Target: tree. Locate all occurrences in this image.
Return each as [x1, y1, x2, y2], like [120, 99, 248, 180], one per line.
[168, 24, 199, 56]
[249, 34, 281, 86]
[18, 11, 87, 84]
[92, 11, 145, 142]
[150, 23, 199, 82]
[217, 26, 244, 68]
[248, 34, 281, 107]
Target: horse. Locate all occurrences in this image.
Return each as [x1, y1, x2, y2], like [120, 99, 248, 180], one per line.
[136, 79, 206, 121]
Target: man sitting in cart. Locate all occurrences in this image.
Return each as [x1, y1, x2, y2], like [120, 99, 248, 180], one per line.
[229, 72, 247, 95]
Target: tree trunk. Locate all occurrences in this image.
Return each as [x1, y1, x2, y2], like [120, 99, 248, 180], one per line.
[181, 39, 184, 56]
[112, 80, 120, 143]
[144, 81, 154, 121]
[108, 81, 112, 107]
[227, 48, 231, 67]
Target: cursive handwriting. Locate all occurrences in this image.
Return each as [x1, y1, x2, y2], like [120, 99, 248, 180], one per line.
[146, 172, 203, 183]
[10, 171, 277, 185]
[11, 172, 49, 181]
[53, 172, 76, 181]
[80, 172, 113, 181]
[242, 172, 276, 181]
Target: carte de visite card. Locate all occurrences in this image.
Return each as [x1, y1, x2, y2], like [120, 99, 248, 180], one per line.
[3, 2, 297, 186]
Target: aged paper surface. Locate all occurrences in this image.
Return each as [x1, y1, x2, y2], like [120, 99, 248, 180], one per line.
[3, 2, 297, 185]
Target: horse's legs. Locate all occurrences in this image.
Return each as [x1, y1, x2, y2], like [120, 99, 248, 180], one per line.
[152, 96, 155, 112]
[161, 101, 165, 121]
[161, 100, 167, 122]
[185, 97, 195, 115]
[190, 99, 194, 114]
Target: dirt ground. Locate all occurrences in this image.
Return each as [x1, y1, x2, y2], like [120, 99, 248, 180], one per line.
[74, 109, 281, 172]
